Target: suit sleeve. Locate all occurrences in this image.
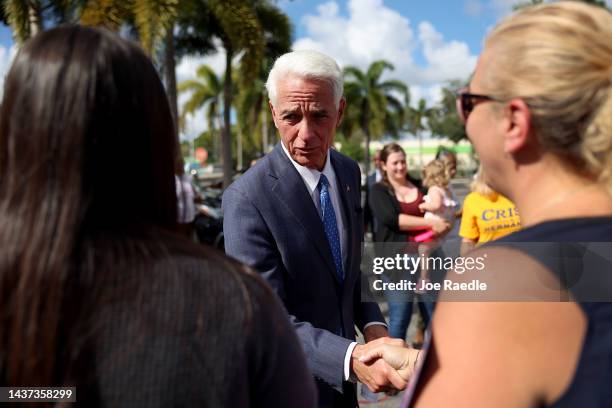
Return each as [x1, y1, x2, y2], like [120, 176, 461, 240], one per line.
[353, 273, 386, 332]
[222, 184, 353, 392]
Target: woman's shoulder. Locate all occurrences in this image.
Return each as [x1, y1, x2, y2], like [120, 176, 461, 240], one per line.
[151, 240, 271, 302]
[79, 238, 279, 407]
[92, 232, 270, 313]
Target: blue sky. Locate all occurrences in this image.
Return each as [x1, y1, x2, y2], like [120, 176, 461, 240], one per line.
[176, 0, 520, 139]
[0, 25, 12, 46]
[0, 1, 511, 51]
[3, 0, 608, 139]
[172, 0, 523, 138]
[278, 0, 507, 63]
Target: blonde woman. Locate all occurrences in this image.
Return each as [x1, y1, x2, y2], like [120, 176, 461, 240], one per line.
[360, 3, 612, 406]
[458, 165, 521, 255]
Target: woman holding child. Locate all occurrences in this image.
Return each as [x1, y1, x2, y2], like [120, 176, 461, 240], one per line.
[368, 143, 450, 341]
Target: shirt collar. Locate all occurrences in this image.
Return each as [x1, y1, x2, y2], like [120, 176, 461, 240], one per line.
[281, 142, 334, 195]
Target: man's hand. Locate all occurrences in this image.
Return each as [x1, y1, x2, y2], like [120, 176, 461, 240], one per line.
[358, 344, 421, 382]
[351, 337, 408, 393]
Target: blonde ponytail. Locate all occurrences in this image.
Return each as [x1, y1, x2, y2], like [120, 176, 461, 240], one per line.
[483, 2, 612, 191]
[583, 86, 612, 193]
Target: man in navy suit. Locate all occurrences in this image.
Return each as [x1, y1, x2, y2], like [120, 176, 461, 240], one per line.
[223, 50, 406, 407]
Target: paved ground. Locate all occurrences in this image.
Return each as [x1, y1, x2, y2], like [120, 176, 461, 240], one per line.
[357, 178, 471, 407]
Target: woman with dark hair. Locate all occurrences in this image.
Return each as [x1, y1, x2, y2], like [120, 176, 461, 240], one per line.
[368, 143, 450, 343]
[0, 26, 315, 407]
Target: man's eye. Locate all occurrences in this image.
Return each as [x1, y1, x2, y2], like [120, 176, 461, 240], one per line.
[284, 114, 299, 121]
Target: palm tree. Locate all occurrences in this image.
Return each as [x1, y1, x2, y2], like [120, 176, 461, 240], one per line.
[235, 1, 292, 163]
[131, 0, 180, 125]
[407, 98, 434, 169]
[5, 0, 182, 146]
[3, 0, 48, 43]
[175, 0, 265, 187]
[343, 60, 409, 175]
[428, 80, 467, 143]
[78, 0, 180, 125]
[178, 64, 224, 161]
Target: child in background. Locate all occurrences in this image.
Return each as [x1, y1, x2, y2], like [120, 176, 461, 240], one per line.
[415, 160, 457, 292]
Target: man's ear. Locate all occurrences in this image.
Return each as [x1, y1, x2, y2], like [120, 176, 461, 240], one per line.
[269, 101, 280, 129]
[336, 98, 346, 127]
[503, 98, 531, 154]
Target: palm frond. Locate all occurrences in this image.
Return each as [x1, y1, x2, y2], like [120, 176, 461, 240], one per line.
[132, 0, 178, 56]
[79, 0, 129, 30]
[366, 60, 394, 81]
[210, 0, 263, 85]
[4, 0, 32, 43]
[343, 66, 366, 83]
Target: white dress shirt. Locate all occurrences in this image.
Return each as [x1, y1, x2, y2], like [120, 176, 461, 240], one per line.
[281, 145, 387, 382]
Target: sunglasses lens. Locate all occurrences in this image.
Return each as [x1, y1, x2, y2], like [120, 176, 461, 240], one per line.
[463, 94, 474, 119]
[456, 93, 472, 123]
[455, 97, 465, 123]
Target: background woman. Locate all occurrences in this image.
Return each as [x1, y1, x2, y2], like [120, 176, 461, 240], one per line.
[361, 3, 612, 406]
[368, 143, 449, 342]
[0, 26, 315, 407]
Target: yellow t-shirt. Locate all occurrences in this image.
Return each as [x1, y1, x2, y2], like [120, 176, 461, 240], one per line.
[459, 192, 521, 244]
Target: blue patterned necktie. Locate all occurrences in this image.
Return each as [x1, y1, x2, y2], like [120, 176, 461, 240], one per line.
[318, 174, 344, 282]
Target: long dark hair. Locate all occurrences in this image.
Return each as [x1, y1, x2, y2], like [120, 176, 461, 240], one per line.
[0, 26, 178, 386]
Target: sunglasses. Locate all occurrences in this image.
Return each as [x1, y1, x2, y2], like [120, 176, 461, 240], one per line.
[455, 89, 500, 123]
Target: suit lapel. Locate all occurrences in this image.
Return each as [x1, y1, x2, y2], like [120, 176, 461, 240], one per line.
[268, 144, 341, 284]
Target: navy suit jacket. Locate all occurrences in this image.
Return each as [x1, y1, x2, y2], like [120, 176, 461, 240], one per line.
[223, 143, 385, 407]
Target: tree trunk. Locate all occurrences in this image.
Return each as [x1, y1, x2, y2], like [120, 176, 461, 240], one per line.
[418, 130, 423, 169]
[221, 45, 234, 188]
[164, 26, 179, 165]
[237, 129, 243, 171]
[364, 131, 371, 176]
[29, 4, 43, 37]
[262, 106, 268, 154]
[164, 26, 178, 131]
[362, 101, 371, 176]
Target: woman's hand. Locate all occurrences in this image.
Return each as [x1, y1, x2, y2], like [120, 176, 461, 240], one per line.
[358, 344, 421, 382]
[430, 218, 450, 235]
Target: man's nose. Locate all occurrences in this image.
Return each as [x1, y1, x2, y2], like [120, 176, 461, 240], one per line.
[297, 118, 317, 142]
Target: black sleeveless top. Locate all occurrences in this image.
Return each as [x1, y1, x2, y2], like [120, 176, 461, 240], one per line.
[493, 217, 612, 407]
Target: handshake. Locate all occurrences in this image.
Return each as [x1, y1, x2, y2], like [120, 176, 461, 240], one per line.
[351, 326, 421, 393]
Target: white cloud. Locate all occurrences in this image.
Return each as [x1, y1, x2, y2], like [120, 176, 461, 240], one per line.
[292, 0, 477, 108]
[418, 22, 477, 83]
[0, 45, 18, 102]
[465, 0, 485, 16]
